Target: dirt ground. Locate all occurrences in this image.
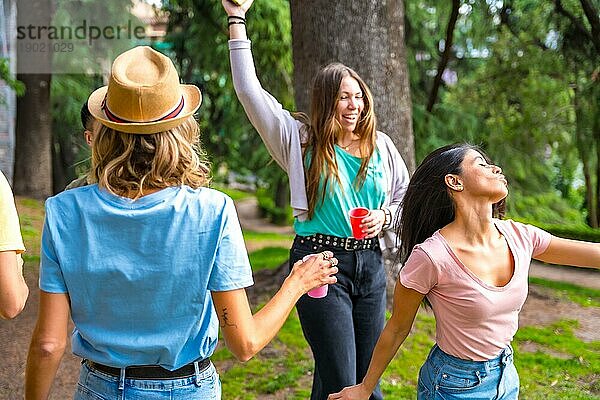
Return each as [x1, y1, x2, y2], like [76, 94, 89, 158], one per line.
[1, 198, 598, 399]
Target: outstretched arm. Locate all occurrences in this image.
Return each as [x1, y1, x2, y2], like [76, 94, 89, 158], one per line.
[25, 291, 70, 399]
[328, 282, 424, 400]
[212, 253, 338, 362]
[535, 236, 600, 269]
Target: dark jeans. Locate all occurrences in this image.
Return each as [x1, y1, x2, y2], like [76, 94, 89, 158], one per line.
[290, 236, 386, 400]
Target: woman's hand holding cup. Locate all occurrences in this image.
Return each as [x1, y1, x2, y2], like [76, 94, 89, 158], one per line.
[290, 251, 338, 298]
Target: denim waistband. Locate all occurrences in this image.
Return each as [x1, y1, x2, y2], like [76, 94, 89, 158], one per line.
[430, 344, 514, 372]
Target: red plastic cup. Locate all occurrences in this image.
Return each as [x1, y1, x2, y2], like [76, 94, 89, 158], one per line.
[349, 207, 370, 239]
[302, 254, 329, 298]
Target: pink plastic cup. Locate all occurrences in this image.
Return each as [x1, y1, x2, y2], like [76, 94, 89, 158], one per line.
[349, 207, 370, 239]
[307, 284, 329, 298]
[302, 254, 329, 298]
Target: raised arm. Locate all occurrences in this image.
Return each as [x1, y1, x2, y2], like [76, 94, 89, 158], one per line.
[328, 281, 424, 400]
[211, 253, 338, 362]
[535, 236, 600, 269]
[222, 0, 303, 171]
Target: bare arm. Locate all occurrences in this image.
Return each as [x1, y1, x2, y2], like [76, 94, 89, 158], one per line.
[25, 291, 70, 400]
[328, 282, 425, 400]
[535, 236, 600, 269]
[0, 251, 28, 319]
[211, 253, 337, 362]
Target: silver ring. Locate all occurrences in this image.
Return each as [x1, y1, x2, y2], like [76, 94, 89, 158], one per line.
[321, 252, 330, 260]
[329, 258, 337, 267]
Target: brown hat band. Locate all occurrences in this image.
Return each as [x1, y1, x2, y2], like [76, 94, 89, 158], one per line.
[101, 95, 185, 124]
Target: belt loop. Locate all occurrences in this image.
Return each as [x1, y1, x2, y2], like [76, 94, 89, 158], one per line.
[118, 367, 126, 397]
[194, 361, 201, 385]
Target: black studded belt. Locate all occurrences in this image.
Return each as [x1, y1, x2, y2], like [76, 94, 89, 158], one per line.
[85, 358, 210, 380]
[296, 233, 378, 251]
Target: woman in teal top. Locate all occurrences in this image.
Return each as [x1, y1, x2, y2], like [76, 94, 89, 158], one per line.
[224, 1, 410, 398]
[25, 46, 338, 400]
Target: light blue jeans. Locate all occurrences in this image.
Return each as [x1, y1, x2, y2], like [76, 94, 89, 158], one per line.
[74, 361, 221, 400]
[418, 344, 519, 400]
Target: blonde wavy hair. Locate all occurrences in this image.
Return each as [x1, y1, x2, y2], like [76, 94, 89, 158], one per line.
[296, 63, 377, 219]
[90, 116, 210, 198]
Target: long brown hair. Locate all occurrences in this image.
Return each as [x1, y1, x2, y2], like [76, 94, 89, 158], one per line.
[90, 116, 210, 198]
[296, 63, 377, 218]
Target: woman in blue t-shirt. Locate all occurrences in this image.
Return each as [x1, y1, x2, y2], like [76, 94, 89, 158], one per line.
[223, 1, 410, 398]
[25, 46, 338, 400]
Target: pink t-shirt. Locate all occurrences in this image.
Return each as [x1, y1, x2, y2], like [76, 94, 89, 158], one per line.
[400, 219, 552, 361]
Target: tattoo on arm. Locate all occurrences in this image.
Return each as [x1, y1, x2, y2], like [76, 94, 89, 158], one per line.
[220, 307, 237, 328]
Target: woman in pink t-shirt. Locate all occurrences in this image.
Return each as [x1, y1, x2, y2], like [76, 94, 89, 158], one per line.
[330, 143, 600, 400]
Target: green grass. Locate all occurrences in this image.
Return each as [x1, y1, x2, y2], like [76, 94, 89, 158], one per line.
[243, 230, 295, 242]
[215, 310, 315, 399]
[514, 319, 600, 399]
[210, 184, 253, 201]
[529, 277, 600, 307]
[248, 246, 289, 272]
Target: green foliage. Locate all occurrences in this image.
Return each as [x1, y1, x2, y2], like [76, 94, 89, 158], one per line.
[0, 59, 25, 97]
[405, 0, 598, 227]
[506, 191, 585, 226]
[537, 223, 600, 242]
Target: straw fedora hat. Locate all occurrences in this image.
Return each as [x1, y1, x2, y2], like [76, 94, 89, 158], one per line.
[88, 46, 201, 134]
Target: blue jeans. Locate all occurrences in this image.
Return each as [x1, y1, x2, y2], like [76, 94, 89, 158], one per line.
[291, 236, 386, 400]
[74, 361, 221, 400]
[418, 344, 519, 400]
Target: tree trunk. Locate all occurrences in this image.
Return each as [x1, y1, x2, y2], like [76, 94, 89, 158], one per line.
[13, 0, 53, 198]
[274, 174, 290, 223]
[594, 98, 600, 228]
[290, 1, 415, 307]
[14, 73, 53, 199]
[290, 0, 415, 172]
[572, 83, 597, 227]
[582, 157, 597, 227]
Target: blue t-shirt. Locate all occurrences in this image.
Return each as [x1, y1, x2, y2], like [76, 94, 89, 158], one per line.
[40, 184, 253, 369]
[294, 146, 386, 237]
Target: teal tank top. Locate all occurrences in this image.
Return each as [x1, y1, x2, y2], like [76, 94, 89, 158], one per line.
[294, 145, 386, 237]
